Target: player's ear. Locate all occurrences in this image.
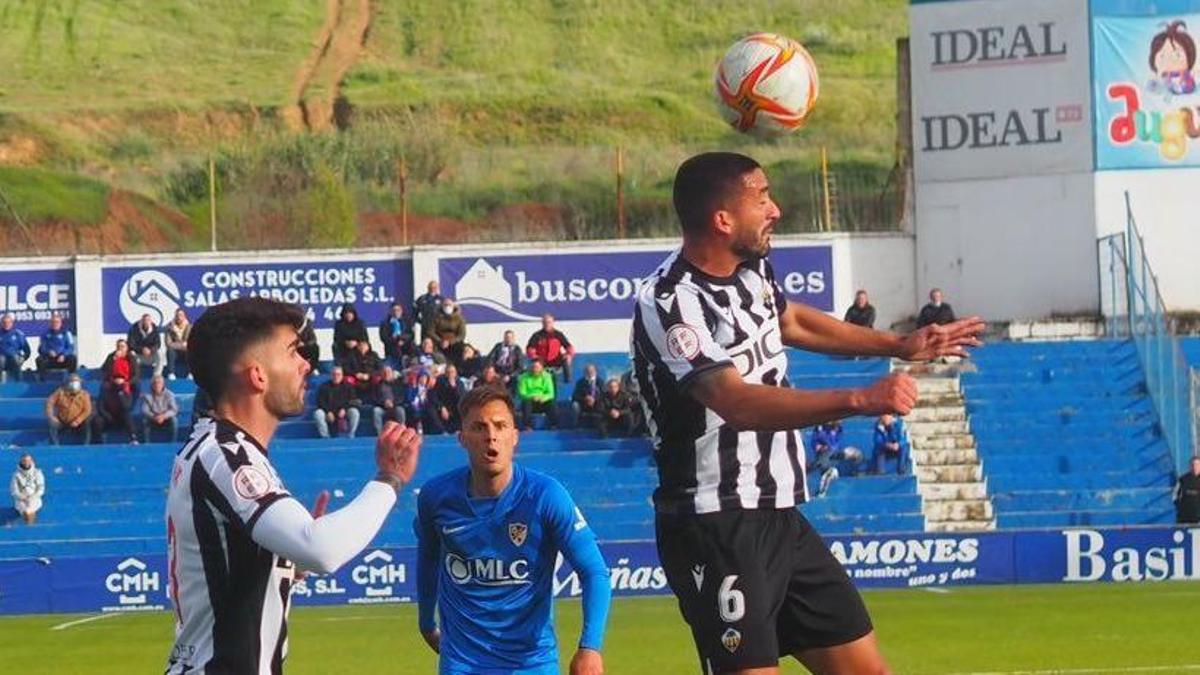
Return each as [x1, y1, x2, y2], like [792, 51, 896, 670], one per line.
[712, 208, 735, 237]
[245, 359, 269, 395]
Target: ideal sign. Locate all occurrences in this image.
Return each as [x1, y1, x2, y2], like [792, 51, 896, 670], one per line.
[438, 245, 833, 323]
[910, 0, 1094, 181]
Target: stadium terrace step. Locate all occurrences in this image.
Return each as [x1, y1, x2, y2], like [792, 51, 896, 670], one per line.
[911, 448, 978, 465]
[922, 498, 993, 522]
[1003, 318, 1105, 341]
[908, 435, 976, 450]
[915, 464, 981, 483]
[913, 377, 959, 395]
[905, 406, 966, 423]
[920, 482, 989, 501]
[904, 419, 970, 436]
[932, 520, 997, 532]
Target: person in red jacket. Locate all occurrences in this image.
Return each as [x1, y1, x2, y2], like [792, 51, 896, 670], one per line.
[525, 313, 575, 384]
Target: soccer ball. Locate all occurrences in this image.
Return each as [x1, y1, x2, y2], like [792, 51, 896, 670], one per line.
[714, 32, 820, 136]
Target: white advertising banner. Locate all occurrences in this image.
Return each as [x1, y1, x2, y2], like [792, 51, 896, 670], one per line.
[910, 0, 1094, 182]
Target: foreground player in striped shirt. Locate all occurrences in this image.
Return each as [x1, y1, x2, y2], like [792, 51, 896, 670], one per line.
[631, 152, 984, 674]
[165, 297, 421, 674]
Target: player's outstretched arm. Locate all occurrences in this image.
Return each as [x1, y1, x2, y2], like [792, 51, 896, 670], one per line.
[778, 301, 984, 360]
[688, 365, 919, 430]
[414, 487, 441, 653]
[251, 422, 421, 574]
[550, 486, 611, 674]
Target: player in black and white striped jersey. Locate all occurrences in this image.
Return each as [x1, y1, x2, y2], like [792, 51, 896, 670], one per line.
[631, 152, 984, 674]
[165, 297, 421, 674]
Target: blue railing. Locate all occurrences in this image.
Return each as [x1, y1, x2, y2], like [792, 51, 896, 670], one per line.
[1098, 193, 1196, 473]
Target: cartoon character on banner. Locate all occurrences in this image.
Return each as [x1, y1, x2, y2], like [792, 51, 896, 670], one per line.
[1147, 20, 1197, 100]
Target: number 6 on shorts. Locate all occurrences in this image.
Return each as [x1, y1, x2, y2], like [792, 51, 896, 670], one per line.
[717, 574, 745, 622]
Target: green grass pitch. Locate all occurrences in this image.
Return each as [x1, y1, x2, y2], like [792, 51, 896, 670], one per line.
[2, 583, 1197, 674]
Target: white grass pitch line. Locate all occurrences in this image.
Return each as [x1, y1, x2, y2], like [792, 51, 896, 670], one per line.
[921, 587, 952, 594]
[50, 613, 121, 631]
[947, 665, 1200, 675]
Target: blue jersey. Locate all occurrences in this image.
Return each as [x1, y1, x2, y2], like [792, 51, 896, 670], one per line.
[415, 464, 610, 675]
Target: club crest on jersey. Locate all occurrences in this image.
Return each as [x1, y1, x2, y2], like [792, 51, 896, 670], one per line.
[722, 627, 742, 653]
[508, 522, 528, 547]
[232, 465, 271, 500]
[665, 323, 702, 360]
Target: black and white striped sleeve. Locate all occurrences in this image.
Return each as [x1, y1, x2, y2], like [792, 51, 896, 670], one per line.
[635, 283, 732, 388]
[199, 441, 292, 531]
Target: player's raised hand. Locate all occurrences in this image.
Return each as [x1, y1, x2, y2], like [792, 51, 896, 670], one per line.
[857, 373, 918, 416]
[421, 628, 441, 654]
[375, 421, 421, 484]
[569, 648, 603, 675]
[899, 316, 986, 362]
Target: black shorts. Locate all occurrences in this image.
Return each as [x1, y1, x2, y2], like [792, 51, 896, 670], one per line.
[656, 508, 873, 673]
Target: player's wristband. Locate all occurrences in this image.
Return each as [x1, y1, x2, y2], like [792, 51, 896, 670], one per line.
[372, 472, 405, 494]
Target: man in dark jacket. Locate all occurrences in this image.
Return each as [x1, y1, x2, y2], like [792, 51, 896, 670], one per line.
[313, 366, 360, 438]
[91, 376, 137, 444]
[36, 314, 77, 376]
[127, 313, 163, 378]
[332, 304, 369, 362]
[0, 313, 32, 383]
[427, 364, 465, 435]
[571, 364, 603, 429]
[365, 364, 406, 435]
[432, 298, 467, 366]
[488, 330, 524, 388]
[342, 339, 383, 398]
[412, 280, 443, 343]
[1177, 456, 1200, 524]
[298, 315, 321, 374]
[917, 288, 957, 328]
[526, 313, 575, 384]
[843, 290, 876, 328]
[377, 302, 414, 366]
[597, 378, 635, 438]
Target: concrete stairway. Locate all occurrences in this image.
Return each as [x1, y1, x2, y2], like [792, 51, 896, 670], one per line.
[895, 361, 996, 532]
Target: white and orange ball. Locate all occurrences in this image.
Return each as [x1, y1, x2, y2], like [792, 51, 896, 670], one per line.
[714, 32, 820, 136]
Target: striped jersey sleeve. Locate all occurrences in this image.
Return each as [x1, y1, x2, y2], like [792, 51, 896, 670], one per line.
[198, 432, 291, 532]
[637, 281, 733, 388]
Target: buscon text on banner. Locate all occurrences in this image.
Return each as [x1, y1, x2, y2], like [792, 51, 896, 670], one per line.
[1093, 12, 1200, 168]
[0, 267, 75, 333]
[438, 245, 834, 324]
[100, 259, 413, 332]
[5, 526, 1198, 615]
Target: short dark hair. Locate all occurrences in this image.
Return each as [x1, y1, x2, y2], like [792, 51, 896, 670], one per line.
[458, 384, 516, 422]
[672, 152, 762, 235]
[187, 297, 305, 405]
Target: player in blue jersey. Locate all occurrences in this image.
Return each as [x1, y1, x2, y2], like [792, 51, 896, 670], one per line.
[415, 384, 612, 674]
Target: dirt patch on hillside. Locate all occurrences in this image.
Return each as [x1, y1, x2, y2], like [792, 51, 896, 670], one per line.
[0, 136, 43, 166]
[0, 190, 194, 255]
[286, 0, 372, 132]
[357, 202, 569, 247]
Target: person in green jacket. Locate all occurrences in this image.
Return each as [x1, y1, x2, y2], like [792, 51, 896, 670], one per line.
[516, 359, 558, 431]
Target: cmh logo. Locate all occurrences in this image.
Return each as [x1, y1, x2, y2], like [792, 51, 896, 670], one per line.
[119, 270, 181, 326]
[351, 550, 406, 598]
[105, 557, 161, 606]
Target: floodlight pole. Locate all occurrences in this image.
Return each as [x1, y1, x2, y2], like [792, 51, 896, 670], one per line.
[209, 157, 218, 252]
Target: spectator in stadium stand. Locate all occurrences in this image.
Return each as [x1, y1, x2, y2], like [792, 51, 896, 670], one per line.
[163, 308, 191, 380]
[93, 367, 138, 445]
[843, 290, 876, 329]
[342, 338, 384, 397]
[403, 371, 433, 432]
[457, 344, 485, 386]
[366, 364, 406, 435]
[101, 339, 138, 388]
[1175, 456, 1200, 524]
[409, 337, 447, 373]
[139, 374, 179, 443]
[526, 313, 575, 384]
[428, 364, 466, 435]
[516, 359, 558, 431]
[35, 313, 77, 378]
[917, 288, 957, 328]
[571, 364, 603, 430]
[476, 364, 503, 389]
[412, 280, 443, 342]
[332, 303, 369, 363]
[46, 373, 92, 445]
[192, 387, 215, 422]
[871, 413, 911, 475]
[378, 302, 415, 367]
[10, 453, 45, 525]
[127, 313, 164, 379]
[432, 297, 467, 366]
[314, 366, 360, 438]
[620, 369, 646, 434]
[487, 330, 524, 388]
[597, 377, 636, 438]
[298, 315, 321, 375]
[809, 421, 863, 497]
[0, 312, 31, 383]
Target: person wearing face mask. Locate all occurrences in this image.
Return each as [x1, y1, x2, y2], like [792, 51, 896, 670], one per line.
[46, 373, 93, 445]
[10, 454, 45, 525]
[432, 297, 468, 366]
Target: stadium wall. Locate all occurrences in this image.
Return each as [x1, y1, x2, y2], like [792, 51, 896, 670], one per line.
[0, 233, 915, 368]
[2, 526, 1196, 615]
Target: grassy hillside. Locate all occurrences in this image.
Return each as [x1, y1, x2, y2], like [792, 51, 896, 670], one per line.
[0, 0, 908, 251]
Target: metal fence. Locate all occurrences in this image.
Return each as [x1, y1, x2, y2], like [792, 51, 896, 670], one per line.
[1098, 193, 1196, 473]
